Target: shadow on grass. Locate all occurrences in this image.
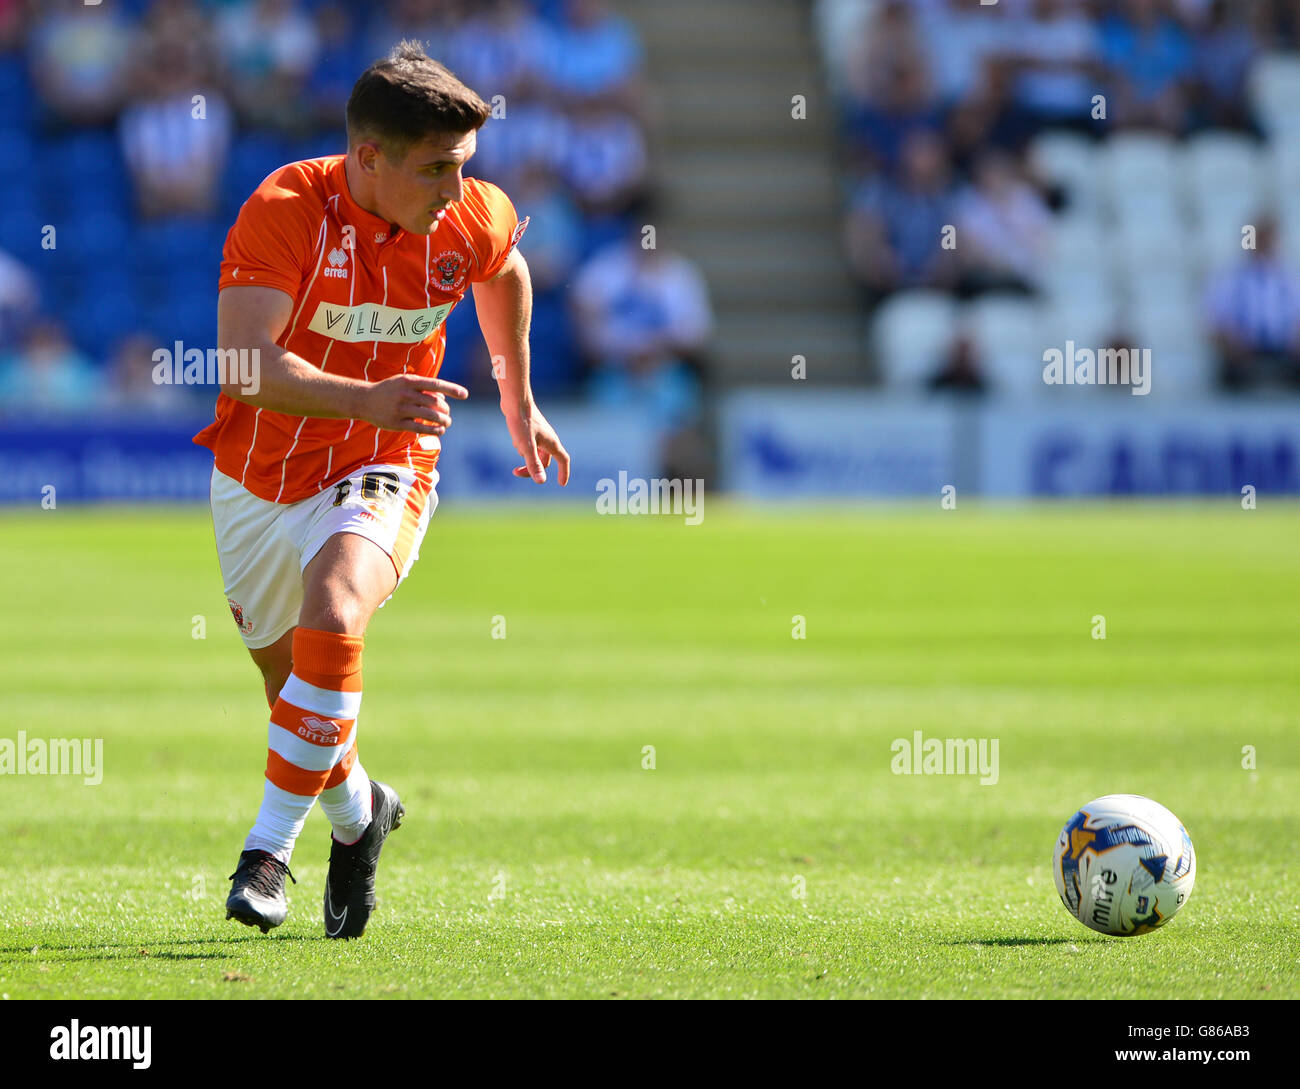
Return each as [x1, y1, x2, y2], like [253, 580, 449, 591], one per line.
[939, 937, 1107, 947]
[0, 934, 326, 962]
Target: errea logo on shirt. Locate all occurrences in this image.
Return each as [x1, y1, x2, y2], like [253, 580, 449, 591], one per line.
[307, 301, 454, 343]
[323, 247, 349, 278]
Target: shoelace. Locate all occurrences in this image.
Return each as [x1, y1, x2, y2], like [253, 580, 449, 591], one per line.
[229, 852, 296, 896]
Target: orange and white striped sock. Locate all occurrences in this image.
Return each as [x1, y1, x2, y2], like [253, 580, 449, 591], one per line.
[244, 627, 371, 863]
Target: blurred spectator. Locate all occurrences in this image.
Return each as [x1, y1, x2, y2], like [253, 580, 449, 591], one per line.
[119, 12, 233, 219]
[1099, 0, 1194, 132]
[542, 0, 644, 113]
[946, 63, 1041, 171]
[103, 333, 184, 414]
[1204, 216, 1300, 390]
[1188, 0, 1264, 132]
[27, 0, 136, 126]
[0, 249, 39, 348]
[955, 150, 1052, 296]
[572, 231, 712, 454]
[999, 0, 1104, 136]
[448, 0, 553, 103]
[845, 131, 959, 301]
[843, 1, 931, 111]
[842, 55, 945, 179]
[560, 100, 649, 217]
[916, 0, 1013, 110]
[0, 0, 22, 51]
[510, 164, 583, 291]
[473, 98, 569, 185]
[0, 319, 103, 414]
[365, 0, 461, 81]
[216, 0, 321, 132]
[928, 332, 988, 394]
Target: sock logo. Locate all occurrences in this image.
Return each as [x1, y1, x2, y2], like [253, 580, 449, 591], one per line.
[298, 715, 341, 743]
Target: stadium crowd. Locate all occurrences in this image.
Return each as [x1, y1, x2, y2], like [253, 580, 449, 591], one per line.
[0, 0, 711, 458]
[823, 0, 1300, 395]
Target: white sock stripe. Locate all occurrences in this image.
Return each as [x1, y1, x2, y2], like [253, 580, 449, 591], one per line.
[279, 674, 362, 720]
[267, 722, 354, 773]
[245, 779, 316, 862]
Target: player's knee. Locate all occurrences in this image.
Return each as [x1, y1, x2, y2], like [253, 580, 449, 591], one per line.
[301, 581, 371, 636]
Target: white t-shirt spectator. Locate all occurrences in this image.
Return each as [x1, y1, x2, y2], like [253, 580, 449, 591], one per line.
[1205, 257, 1300, 354]
[119, 90, 233, 210]
[956, 178, 1052, 283]
[561, 111, 647, 207]
[573, 242, 712, 365]
[1009, 8, 1101, 117]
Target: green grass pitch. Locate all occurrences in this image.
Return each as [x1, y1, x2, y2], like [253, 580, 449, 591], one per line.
[1, 502, 1297, 999]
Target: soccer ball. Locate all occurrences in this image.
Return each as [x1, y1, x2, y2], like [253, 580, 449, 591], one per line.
[1052, 793, 1195, 937]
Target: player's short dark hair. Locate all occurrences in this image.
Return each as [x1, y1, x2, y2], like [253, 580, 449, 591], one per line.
[346, 40, 491, 161]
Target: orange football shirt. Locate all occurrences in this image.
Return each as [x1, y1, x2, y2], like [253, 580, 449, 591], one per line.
[194, 155, 528, 503]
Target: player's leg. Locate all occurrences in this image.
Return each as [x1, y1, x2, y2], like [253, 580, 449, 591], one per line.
[249, 628, 294, 708]
[287, 461, 438, 937]
[288, 532, 407, 937]
[208, 469, 309, 932]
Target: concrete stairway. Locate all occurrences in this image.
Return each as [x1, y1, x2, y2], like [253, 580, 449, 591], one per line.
[616, 0, 867, 383]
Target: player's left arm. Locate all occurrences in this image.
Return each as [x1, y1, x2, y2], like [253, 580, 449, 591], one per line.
[472, 247, 571, 486]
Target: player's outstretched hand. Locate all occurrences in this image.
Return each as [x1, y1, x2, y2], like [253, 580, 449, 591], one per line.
[361, 374, 468, 436]
[502, 398, 570, 485]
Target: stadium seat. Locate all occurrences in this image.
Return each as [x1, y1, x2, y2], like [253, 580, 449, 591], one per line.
[964, 297, 1047, 398]
[1044, 211, 1115, 279]
[813, 0, 879, 97]
[78, 283, 140, 357]
[1193, 211, 1258, 276]
[1128, 304, 1215, 397]
[0, 194, 44, 261]
[1040, 264, 1116, 320]
[0, 55, 31, 116]
[1110, 185, 1184, 235]
[1029, 131, 1104, 217]
[1112, 221, 1192, 287]
[871, 290, 959, 390]
[1271, 136, 1300, 197]
[1122, 264, 1197, 316]
[1249, 52, 1300, 139]
[1183, 131, 1267, 222]
[1042, 295, 1119, 359]
[1104, 131, 1179, 203]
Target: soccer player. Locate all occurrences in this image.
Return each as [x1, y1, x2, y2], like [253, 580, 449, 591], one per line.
[195, 41, 570, 938]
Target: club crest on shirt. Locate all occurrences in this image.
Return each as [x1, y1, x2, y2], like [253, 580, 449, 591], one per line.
[431, 250, 466, 291]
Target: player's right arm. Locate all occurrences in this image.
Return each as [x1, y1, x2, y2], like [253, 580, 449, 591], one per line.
[217, 284, 467, 436]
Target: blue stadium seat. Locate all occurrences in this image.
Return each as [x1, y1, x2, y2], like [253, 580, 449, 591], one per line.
[223, 134, 296, 215]
[291, 132, 345, 164]
[77, 283, 140, 358]
[0, 55, 32, 114]
[130, 218, 213, 277]
[527, 290, 581, 395]
[0, 195, 44, 261]
[0, 127, 35, 174]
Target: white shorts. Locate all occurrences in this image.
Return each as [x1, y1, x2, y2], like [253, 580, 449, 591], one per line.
[209, 461, 439, 649]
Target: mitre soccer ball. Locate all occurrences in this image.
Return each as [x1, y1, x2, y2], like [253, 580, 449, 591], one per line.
[1052, 794, 1195, 936]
